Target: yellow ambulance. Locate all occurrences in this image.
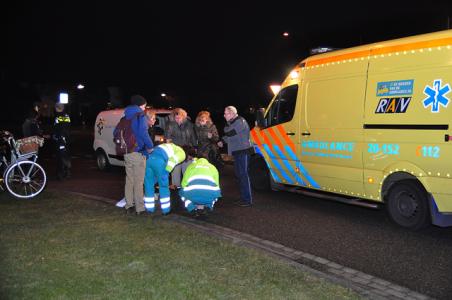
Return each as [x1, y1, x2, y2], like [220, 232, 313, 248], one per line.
[252, 29, 452, 229]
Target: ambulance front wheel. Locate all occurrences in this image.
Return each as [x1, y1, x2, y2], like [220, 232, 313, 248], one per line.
[96, 149, 111, 171]
[249, 155, 271, 191]
[386, 180, 430, 230]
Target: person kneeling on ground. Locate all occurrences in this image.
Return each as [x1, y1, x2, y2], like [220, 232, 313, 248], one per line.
[144, 142, 186, 215]
[179, 146, 222, 217]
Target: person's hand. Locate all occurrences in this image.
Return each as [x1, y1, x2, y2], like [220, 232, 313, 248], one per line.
[217, 141, 223, 148]
[207, 132, 212, 139]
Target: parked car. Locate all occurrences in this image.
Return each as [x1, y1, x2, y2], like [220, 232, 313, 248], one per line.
[93, 107, 172, 170]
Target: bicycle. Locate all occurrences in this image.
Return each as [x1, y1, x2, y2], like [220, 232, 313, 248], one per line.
[0, 130, 47, 199]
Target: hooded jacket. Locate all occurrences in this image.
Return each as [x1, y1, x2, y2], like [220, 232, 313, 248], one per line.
[124, 105, 153, 154]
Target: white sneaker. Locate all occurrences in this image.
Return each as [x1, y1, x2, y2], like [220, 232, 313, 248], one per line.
[116, 198, 126, 208]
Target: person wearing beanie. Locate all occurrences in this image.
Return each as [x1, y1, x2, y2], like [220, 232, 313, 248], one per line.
[131, 95, 147, 107]
[121, 94, 154, 216]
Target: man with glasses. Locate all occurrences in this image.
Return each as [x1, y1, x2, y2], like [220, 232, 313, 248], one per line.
[218, 106, 253, 207]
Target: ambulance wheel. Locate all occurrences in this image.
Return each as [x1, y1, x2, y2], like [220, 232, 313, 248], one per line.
[249, 156, 270, 191]
[386, 180, 430, 230]
[96, 149, 111, 171]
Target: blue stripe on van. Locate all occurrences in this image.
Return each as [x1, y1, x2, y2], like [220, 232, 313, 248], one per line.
[273, 145, 305, 186]
[284, 145, 320, 188]
[255, 145, 282, 183]
[262, 144, 294, 184]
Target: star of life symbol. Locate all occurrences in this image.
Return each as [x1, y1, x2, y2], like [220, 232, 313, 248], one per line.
[423, 79, 450, 113]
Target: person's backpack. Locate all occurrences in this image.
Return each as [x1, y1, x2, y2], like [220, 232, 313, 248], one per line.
[113, 113, 142, 156]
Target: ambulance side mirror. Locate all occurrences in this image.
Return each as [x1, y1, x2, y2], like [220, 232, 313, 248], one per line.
[255, 108, 266, 128]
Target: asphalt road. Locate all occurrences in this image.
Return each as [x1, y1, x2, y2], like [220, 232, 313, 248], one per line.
[40, 129, 452, 299]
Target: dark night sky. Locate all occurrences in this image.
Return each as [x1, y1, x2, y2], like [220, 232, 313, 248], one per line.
[3, 1, 452, 118]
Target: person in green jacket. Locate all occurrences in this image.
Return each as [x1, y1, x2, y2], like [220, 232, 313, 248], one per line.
[144, 142, 186, 215]
[179, 146, 222, 216]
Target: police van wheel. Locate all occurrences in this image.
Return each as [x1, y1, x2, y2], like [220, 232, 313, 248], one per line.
[386, 180, 430, 230]
[96, 150, 111, 171]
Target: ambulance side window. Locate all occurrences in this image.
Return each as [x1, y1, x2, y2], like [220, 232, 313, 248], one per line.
[265, 85, 298, 127]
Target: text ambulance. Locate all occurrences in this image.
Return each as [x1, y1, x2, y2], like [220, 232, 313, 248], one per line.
[252, 29, 452, 229]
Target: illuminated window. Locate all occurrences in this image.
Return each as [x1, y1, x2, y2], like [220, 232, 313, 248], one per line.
[264, 84, 298, 127]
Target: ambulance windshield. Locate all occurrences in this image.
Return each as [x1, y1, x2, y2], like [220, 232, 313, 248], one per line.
[265, 84, 298, 127]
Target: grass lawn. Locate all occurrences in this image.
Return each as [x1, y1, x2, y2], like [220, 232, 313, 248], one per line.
[0, 191, 362, 299]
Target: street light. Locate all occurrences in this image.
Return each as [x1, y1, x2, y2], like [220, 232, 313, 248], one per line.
[77, 84, 85, 90]
[270, 85, 281, 95]
[59, 92, 69, 104]
[160, 93, 172, 108]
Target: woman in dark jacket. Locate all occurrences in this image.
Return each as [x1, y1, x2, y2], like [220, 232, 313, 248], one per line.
[194, 111, 223, 169]
[164, 108, 197, 189]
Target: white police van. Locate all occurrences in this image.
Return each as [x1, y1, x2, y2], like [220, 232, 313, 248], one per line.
[93, 108, 172, 170]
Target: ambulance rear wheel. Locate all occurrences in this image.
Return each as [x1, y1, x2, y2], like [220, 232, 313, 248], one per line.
[386, 180, 430, 230]
[96, 149, 111, 171]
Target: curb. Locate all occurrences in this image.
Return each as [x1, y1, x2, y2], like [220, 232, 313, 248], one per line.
[53, 189, 434, 300]
[169, 215, 433, 300]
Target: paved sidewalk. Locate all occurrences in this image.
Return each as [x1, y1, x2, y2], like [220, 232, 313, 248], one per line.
[55, 190, 434, 300]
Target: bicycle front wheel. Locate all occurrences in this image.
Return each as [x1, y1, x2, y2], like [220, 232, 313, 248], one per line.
[5, 160, 47, 199]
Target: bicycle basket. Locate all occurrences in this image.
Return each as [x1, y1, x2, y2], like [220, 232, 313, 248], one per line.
[15, 136, 44, 155]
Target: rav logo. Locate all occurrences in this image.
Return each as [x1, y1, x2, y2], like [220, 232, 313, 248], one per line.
[375, 97, 411, 113]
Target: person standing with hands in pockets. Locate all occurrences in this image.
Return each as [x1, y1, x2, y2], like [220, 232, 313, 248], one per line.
[218, 106, 253, 207]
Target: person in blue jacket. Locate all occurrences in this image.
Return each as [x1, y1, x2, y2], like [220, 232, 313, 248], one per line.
[144, 143, 186, 215]
[120, 95, 154, 215]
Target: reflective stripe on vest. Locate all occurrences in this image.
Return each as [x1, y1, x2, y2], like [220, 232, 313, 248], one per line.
[187, 175, 216, 184]
[183, 185, 220, 191]
[159, 144, 175, 159]
[55, 116, 71, 124]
